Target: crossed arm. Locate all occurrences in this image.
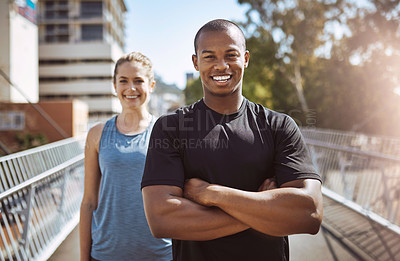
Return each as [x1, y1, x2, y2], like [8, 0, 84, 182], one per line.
[142, 177, 323, 241]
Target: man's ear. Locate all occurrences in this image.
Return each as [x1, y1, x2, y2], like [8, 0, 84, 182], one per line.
[244, 50, 250, 68]
[150, 80, 155, 93]
[192, 54, 199, 71]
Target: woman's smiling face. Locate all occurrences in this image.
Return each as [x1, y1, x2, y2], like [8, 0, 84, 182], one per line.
[114, 61, 155, 110]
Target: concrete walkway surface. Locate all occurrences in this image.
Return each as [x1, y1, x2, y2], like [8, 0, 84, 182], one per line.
[49, 225, 356, 261]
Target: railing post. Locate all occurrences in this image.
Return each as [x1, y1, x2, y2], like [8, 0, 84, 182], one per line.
[338, 152, 353, 200]
[57, 168, 68, 219]
[379, 166, 397, 224]
[18, 185, 35, 249]
[0, 137, 85, 261]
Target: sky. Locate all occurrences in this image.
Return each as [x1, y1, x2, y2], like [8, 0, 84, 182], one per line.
[124, 1, 250, 89]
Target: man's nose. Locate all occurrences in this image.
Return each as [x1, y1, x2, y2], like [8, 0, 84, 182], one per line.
[214, 58, 229, 70]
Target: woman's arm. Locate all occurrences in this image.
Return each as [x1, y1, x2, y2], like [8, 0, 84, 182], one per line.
[79, 124, 103, 261]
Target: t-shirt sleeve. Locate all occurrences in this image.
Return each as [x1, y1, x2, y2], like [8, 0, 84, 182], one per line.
[273, 115, 321, 186]
[141, 114, 185, 189]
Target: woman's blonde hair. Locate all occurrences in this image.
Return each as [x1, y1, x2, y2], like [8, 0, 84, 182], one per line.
[113, 52, 154, 84]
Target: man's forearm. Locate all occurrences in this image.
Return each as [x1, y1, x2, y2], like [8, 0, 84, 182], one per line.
[185, 179, 323, 237]
[142, 185, 249, 241]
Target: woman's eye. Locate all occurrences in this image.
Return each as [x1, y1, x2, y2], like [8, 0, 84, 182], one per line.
[119, 80, 127, 83]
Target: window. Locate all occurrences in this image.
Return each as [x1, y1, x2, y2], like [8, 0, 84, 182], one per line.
[45, 35, 56, 42]
[59, 1, 68, 8]
[39, 59, 113, 65]
[45, 35, 69, 43]
[45, 1, 54, 9]
[39, 76, 112, 82]
[81, 25, 103, 41]
[45, 24, 69, 42]
[45, 10, 68, 19]
[58, 24, 68, 33]
[45, 10, 54, 19]
[58, 10, 68, 19]
[81, 1, 102, 18]
[46, 24, 55, 32]
[0, 112, 25, 131]
[58, 35, 69, 42]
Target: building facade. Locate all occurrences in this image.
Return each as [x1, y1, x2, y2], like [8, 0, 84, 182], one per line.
[149, 76, 185, 117]
[37, 0, 126, 121]
[0, 0, 39, 103]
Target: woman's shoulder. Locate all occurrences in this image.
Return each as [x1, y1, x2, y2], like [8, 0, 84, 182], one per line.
[89, 122, 106, 136]
[85, 122, 106, 151]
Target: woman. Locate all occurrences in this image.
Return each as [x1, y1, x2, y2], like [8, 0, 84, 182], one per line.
[79, 52, 172, 261]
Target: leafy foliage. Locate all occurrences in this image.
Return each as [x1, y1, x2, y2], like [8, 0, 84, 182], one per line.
[15, 132, 48, 150]
[184, 77, 203, 105]
[237, 0, 400, 137]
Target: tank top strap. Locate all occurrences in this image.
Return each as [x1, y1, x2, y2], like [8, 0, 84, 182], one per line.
[99, 116, 118, 152]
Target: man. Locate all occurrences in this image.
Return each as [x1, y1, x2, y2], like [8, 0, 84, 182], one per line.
[141, 19, 323, 261]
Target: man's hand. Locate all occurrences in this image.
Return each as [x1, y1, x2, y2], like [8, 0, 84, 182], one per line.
[183, 178, 215, 207]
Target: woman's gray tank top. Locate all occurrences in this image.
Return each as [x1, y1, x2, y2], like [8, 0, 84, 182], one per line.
[91, 116, 171, 261]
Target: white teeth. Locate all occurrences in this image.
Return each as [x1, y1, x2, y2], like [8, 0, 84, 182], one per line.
[213, 75, 230, 81]
[125, 95, 138, 98]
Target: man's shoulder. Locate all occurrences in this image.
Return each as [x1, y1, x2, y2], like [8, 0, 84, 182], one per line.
[153, 100, 202, 130]
[176, 100, 202, 115]
[245, 98, 291, 122]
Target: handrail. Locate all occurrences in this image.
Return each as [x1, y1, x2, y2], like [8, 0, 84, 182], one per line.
[303, 136, 400, 227]
[304, 139, 400, 162]
[301, 127, 400, 157]
[0, 137, 85, 261]
[302, 128, 400, 261]
[0, 136, 84, 163]
[0, 154, 84, 200]
[322, 187, 400, 235]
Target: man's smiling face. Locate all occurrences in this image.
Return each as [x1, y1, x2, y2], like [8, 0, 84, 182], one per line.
[192, 27, 249, 98]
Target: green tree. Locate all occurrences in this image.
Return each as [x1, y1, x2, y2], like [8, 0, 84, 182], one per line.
[318, 0, 400, 136]
[237, 0, 400, 136]
[243, 27, 277, 108]
[184, 77, 203, 105]
[15, 132, 48, 150]
[239, 0, 341, 114]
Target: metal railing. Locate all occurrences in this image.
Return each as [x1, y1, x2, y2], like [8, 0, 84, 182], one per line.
[302, 127, 400, 157]
[0, 137, 85, 261]
[302, 128, 400, 261]
[2, 127, 399, 260]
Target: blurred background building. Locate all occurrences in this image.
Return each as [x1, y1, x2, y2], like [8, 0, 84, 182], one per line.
[149, 75, 185, 117]
[0, 0, 184, 155]
[0, 0, 39, 103]
[37, 0, 127, 123]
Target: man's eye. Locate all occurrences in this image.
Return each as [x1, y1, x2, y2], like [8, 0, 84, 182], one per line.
[204, 55, 214, 59]
[119, 80, 127, 83]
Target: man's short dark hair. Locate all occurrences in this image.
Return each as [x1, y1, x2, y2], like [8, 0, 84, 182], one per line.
[194, 19, 246, 55]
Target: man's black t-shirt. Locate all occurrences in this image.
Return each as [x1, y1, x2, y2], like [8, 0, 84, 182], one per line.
[142, 98, 321, 261]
